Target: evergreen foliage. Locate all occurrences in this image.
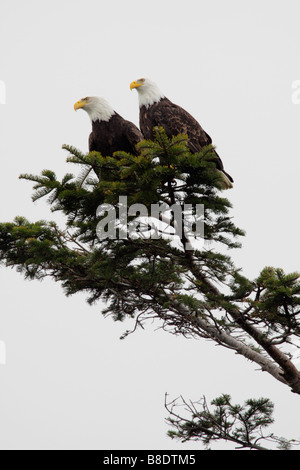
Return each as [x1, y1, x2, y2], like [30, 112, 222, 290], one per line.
[165, 393, 299, 450]
[0, 127, 299, 449]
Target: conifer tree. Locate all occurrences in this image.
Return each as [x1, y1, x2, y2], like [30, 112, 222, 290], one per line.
[165, 393, 299, 450]
[0, 128, 299, 449]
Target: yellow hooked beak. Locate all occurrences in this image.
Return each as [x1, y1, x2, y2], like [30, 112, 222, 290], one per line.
[74, 99, 86, 111]
[130, 80, 143, 91]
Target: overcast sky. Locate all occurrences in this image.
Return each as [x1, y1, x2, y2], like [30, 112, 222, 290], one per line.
[0, 0, 300, 450]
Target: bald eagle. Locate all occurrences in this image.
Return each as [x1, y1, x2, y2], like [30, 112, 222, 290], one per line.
[74, 96, 143, 156]
[130, 78, 233, 189]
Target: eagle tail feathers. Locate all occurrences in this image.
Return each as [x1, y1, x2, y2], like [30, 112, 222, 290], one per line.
[218, 170, 234, 190]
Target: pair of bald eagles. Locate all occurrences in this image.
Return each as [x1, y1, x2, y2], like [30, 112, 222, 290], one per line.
[74, 78, 233, 189]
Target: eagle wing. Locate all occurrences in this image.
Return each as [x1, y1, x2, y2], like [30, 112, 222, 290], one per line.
[88, 133, 96, 153]
[122, 120, 144, 155]
[151, 99, 233, 182]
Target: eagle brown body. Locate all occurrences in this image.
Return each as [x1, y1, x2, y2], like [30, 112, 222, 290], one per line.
[89, 112, 143, 156]
[130, 78, 234, 188]
[74, 96, 143, 156]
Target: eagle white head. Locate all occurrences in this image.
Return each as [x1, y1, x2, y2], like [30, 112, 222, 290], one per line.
[130, 78, 165, 108]
[74, 96, 115, 122]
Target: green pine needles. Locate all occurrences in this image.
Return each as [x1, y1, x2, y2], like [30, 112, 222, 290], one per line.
[0, 127, 300, 449]
[165, 393, 299, 450]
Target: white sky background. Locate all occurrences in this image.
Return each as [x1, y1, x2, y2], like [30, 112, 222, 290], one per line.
[0, 0, 300, 450]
